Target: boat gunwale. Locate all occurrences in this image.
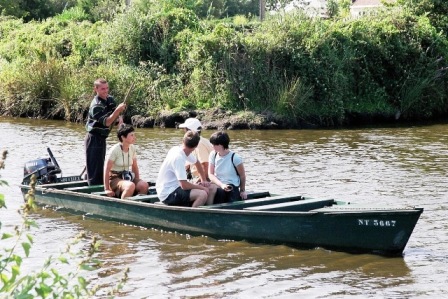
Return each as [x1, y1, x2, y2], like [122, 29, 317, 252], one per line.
[20, 183, 424, 216]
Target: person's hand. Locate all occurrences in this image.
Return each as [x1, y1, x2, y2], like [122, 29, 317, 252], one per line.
[201, 185, 209, 195]
[117, 115, 124, 126]
[199, 181, 210, 187]
[105, 189, 115, 197]
[240, 190, 247, 200]
[116, 102, 126, 112]
[222, 184, 233, 192]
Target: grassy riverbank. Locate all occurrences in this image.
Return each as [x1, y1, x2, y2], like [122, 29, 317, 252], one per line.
[0, 1, 447, 128]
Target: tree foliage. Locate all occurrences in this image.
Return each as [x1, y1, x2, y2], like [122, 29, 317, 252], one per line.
[0, 158, 129, 298]
[0, 0, 447, 127]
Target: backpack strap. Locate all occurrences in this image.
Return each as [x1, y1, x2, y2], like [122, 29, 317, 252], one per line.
[231, 152, 239, 177]
[213, 151, 239, 177]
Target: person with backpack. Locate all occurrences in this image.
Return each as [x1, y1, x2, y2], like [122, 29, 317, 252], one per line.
[208, 131, 247, 204]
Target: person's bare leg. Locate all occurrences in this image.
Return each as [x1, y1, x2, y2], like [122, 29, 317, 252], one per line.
[121, 181, 136, 199]
[135, 180, 149, 194]
[190, 189, 208, 207]
[206, 184, 217, 205]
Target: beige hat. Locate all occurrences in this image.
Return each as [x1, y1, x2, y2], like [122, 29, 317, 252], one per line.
[179, 118, 202, 131]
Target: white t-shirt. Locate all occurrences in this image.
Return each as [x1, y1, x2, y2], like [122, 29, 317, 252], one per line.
[209, 150, 242, 187]
[156, 146, 197, 201]
[106, 143, 136, 172]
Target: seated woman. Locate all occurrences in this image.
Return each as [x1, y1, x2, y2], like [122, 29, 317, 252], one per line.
[208, 131, 247, 204]
[104, 124, 149, 198]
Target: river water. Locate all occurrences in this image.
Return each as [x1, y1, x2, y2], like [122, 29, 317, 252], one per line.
[0, 117, 447, 298]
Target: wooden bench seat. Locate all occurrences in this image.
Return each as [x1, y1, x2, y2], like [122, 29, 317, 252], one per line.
[65, 185, 104, 193]
[125, 194, 160, 203]
[244, 198, 335, 212]
[247, 191, 271, 199]
[200, 194, 304, 210]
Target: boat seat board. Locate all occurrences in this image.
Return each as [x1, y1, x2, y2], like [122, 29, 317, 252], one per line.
[66, 184, 156, 194]
[244, 198, 335, 212]
[247, 191, 271, 199]
[201, 194, 304, 210]
[35, 180, 88, 189]
[90, 191, 160, 203]
[125, 194, 160, 203]
[65, 185, 104, 193]
[89, 192, 159, 203]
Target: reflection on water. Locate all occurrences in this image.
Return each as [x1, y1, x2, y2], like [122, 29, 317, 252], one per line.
[1, 117, 447, 298]
[31, 207, 414, 298]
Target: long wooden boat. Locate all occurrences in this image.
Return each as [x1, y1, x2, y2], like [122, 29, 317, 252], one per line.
[19, 148, 423, 256]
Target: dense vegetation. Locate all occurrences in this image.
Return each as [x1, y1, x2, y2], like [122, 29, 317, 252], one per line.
[0, 0, 447, 128]
[0, 153, 128, 297]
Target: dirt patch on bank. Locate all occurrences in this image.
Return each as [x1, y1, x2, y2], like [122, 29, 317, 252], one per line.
[130, 109, 313, 130]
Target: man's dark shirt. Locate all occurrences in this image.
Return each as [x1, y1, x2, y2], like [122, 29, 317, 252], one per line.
[85, 95, 117, 137]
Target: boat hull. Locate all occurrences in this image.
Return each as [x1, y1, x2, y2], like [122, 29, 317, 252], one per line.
[20, 182, 423, 256]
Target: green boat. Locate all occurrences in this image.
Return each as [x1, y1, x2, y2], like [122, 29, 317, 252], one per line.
[19, 148, 423, 256]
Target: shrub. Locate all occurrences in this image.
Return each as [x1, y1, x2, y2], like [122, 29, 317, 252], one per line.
[0, 154, 129, 298]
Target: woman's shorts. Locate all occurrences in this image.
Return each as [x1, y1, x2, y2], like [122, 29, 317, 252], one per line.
[109, 172, 144, 197]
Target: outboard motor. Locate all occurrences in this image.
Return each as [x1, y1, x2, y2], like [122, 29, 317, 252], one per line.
[22, 147, 62, 184]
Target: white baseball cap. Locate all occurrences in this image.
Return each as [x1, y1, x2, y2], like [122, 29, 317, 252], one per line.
[179, 118, 202, 131]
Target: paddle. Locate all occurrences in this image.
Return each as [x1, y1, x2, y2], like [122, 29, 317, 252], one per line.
[122, 81, 136, 106]
[115, 81, 135, 126]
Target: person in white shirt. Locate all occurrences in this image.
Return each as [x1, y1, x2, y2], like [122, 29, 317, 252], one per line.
[178, 117, 213, 182]
[156, 131, 217, 207]
[104, 124, 148, 198]
[208, 131, 247, 203]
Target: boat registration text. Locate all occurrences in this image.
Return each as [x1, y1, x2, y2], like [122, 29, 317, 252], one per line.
[358, 219, 397, 227]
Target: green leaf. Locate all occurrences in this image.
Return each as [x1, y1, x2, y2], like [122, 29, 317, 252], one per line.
[1, 273, 9, 285]
[1, 233, 13, 240]
[35, 282, 52, 297]
[0, 180, 8, 187]
[78, 276, 87, 288]
[38, 271, 51, 279]
[22, 242, 31, 257]
[12, 265, 20, 277]
[13, 254, 23, 266]
[25, 219, 38, 228]
[0, 194, 6, 208]
[80, 264, 95, 271]
[59, 256, 68, 264]
[26, 233, 34, 244]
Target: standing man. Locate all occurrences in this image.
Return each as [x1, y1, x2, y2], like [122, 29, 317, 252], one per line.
[178, 117, 213, 182]
[84, 78, 126, 186]
[156, 131, 217, 207]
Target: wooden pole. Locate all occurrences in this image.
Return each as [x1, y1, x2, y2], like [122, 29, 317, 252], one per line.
[259, 0, 266, 21]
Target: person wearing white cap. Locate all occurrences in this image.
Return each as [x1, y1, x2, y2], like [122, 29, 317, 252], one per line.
[179, 118, 213, 183]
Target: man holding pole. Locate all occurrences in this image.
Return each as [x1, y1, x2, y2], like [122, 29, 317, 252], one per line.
[84, 78, 126, 186]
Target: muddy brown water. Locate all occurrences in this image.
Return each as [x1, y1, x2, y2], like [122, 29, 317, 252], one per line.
[1, 117, 447, 298]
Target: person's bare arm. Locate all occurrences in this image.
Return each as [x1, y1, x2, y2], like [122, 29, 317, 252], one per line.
[194, 160, 208, 183]
[105, 103, 126, 127]
[104, 160, 115, 197]
[236, 163, 247, 199]
[131, 158, 140, 180]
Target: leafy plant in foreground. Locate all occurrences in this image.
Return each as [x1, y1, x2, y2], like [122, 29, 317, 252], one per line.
[0, 151, 129, 298]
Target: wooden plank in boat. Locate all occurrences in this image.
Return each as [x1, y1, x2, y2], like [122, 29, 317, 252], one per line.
[201, 194, 304, 210]
[125, 194, 160, 203]
[244, 198, 335, 212]
[65, 185, 104, 193]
